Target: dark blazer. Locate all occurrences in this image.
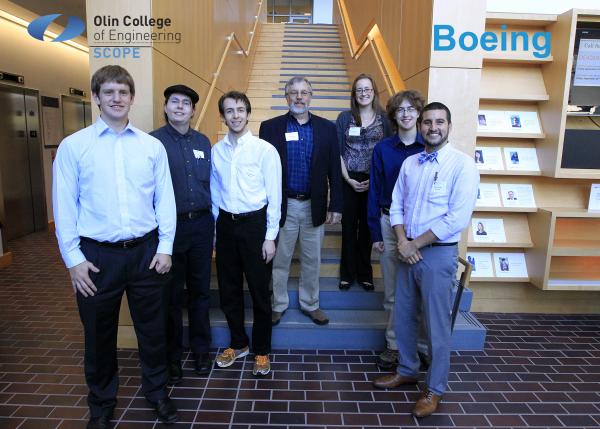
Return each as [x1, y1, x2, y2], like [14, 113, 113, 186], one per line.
[259, 112, 343, 227]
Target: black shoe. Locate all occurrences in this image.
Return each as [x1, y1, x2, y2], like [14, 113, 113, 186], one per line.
[339, 280, 351, 290]
[194, 353, 212, 376]
[360, 281, 375, 291]
[87, 415, 111, 429]
[150, 397, 179, 424]
[167, 361, 182, 385]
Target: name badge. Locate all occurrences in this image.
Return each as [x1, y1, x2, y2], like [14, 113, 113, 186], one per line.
[349, 126, 361, 137]
[193, 149, 204, 159]
[432, 181, 446, 193]
[285, 132, 299, 141]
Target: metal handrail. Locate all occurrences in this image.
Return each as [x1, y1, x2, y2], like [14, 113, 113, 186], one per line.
[336, 0, 405, 94]
[194, 0, 264, 131]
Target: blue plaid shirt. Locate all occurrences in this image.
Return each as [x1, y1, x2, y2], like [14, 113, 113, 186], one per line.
[286, 113, 313, 194]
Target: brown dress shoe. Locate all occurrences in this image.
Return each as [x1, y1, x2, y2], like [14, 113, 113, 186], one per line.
[373, 373, 418, 389]
[412, 390, 442, 417]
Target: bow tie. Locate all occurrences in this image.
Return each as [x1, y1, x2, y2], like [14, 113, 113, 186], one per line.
[418, 151, 438, 164]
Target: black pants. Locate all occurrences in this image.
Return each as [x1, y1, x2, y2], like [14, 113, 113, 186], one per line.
[215, 208, 272, 355]
[167, 212, 214, 362]
[77, 232, 168, 418]
[340, 171, 373, 284]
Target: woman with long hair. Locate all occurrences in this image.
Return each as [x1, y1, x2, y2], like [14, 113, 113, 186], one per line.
[336, 74, 392, 291]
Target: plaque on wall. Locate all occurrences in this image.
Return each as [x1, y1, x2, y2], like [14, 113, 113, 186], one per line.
[493, 252, 529, 278]
[466, 252, 494, 278]
[476, 183, 501, 207]
[474, 147, 504, 170]
[503, 147, 540, 171]
[472, 218, 506, 243]
[500, 184, 537, 208]
[589, 184, 600, 212]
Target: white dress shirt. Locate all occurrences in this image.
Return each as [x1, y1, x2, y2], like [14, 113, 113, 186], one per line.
[210, 130, 282, 241]
[390, 143, 479, 243]
[52, 117, 176, 268]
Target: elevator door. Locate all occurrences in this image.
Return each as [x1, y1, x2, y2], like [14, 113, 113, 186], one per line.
[0, 85, 47, 241]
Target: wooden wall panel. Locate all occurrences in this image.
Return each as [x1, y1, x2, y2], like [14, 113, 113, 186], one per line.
[397, 0, 433, 81]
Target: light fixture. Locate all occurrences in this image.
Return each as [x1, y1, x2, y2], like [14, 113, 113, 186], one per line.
[0, 9, 89, 53]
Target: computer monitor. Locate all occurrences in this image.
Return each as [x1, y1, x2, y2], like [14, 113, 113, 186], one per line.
[567, 26, 600, 116]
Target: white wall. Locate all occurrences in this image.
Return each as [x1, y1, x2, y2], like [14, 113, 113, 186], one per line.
[0, 1, 90, 223]
[313, 0, 333, 24]
[487, 0, 600, 13]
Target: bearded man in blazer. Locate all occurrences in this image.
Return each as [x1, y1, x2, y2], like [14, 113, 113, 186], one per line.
[259, 76, 343, 327]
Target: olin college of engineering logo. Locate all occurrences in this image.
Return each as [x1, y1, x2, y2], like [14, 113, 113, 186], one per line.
[27, 14, 85, 42]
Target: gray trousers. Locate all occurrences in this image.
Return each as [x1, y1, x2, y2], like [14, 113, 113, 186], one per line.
[395, 244, 458, 395]
[380, 214, 399, 349]
[272, 199, 324, 312]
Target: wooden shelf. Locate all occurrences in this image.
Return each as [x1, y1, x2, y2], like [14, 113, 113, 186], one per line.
[552, 239, 600, 256]
[485, 12, 558, 26]
[483, 53, 553, 64]
[556, 169, 600, 180]
[477, 131, 545, 139]
[475, 206, 537, 213]
[547, 277, 600, 291]
[471, 276, 530, 283]
[479, 169, 542, 176]
[468, 241, 534, 249]
[480, 94, 549, 102]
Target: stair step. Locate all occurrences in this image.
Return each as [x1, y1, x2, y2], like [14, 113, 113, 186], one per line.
[202, 309, 485, 350]
[205, 278, 474, 313]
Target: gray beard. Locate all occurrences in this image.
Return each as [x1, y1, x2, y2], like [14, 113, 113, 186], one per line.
[289, 104, 309, 115]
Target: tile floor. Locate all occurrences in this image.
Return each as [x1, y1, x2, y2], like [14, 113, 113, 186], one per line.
[1, 232, 599, 428]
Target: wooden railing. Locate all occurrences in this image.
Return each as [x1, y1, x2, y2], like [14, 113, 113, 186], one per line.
[194, 0, 264, 131]
[336, 0, 405, 95]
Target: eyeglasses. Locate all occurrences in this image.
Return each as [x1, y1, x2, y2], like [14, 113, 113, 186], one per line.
[355, 88, 373, 95]
[396, 107, 417, 114]
[287, 90, 312, 97]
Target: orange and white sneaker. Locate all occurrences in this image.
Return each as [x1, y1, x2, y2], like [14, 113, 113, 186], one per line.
[215, 346, 249, 368]
[252, 355, 271, 376]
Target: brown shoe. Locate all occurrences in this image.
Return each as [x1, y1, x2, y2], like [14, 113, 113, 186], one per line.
[373, 373, 418, 389]
[412, 390, 442, 417]
[272, 311, 285, 326]
[301, 308, 329, 325]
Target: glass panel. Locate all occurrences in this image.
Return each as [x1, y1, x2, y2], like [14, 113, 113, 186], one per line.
[273, 0, 290, 15]
[274, 15, 289, 23]
[291, 0, 311, 16]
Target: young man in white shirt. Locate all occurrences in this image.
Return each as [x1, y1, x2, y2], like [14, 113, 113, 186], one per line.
[53, 65, 178, 428]
[210, 91, 282, 376]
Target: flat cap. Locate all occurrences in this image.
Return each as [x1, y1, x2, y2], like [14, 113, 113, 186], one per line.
[164, 84, 199, 105]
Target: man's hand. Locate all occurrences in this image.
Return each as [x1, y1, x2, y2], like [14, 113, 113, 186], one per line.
[326, 212, 342, 224]
[262, 240, 276, 263]
[149, 253, 172, 274]
[397, 240, 422, 265]
[68, 261, 99, 297]
[373, 241, 385, 252]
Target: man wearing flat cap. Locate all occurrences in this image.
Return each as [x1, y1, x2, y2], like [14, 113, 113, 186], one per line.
[151, 84, 213, 383]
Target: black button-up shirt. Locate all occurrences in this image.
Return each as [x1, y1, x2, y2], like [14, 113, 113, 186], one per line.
[150, 123, 211, 214]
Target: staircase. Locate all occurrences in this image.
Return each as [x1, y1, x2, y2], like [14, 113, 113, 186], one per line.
[207, 23, 486, 351]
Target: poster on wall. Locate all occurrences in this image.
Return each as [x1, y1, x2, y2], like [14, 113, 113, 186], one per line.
[588, 184, 600, 212]
[500, 184, 537, 208]
[476, 183, 502, 207]
[41, 96, 62, 149]
[474, 147, 504, 170]
[574, 39, 600, 87]
[503, 147, 540, 171]
[466, 252, 494, 277]
[471, 218, 506, 243]
[493, 252, 529, 278]
[507, 111, 542, 134]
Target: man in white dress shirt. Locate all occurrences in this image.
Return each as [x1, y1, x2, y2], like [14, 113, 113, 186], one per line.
[210, 91, 282, 376]
[373, 102, 479, 418]
[52, 65, 178, 428]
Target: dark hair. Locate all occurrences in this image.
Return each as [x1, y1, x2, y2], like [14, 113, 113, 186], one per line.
[91, 65, 135, 96]
[386, 89, 425, 132]
[418, 102, 452, 124]
[218, 91, 252, 116]
[350, 73, 383, 126]
[284, 76, 313, 95]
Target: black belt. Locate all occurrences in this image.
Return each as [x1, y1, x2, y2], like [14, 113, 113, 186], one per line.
[220, 206, 266, 221]
[287, 191, 310, 200]
[177, 209, 209, 220]
[407, 238, 457, 247]
[381, 207, 390, 215]
[80, 228, 157, 249]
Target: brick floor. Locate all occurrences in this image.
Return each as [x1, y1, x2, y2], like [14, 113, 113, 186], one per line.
[1, 231, 600, 428]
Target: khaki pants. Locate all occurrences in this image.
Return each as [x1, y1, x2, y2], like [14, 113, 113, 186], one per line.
[272, 199, 324, 312]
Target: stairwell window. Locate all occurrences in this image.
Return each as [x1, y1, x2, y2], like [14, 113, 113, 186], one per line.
[267, 0, 313, 24]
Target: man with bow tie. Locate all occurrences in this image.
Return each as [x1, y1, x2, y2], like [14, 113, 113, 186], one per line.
[373, 102, 479, 418]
